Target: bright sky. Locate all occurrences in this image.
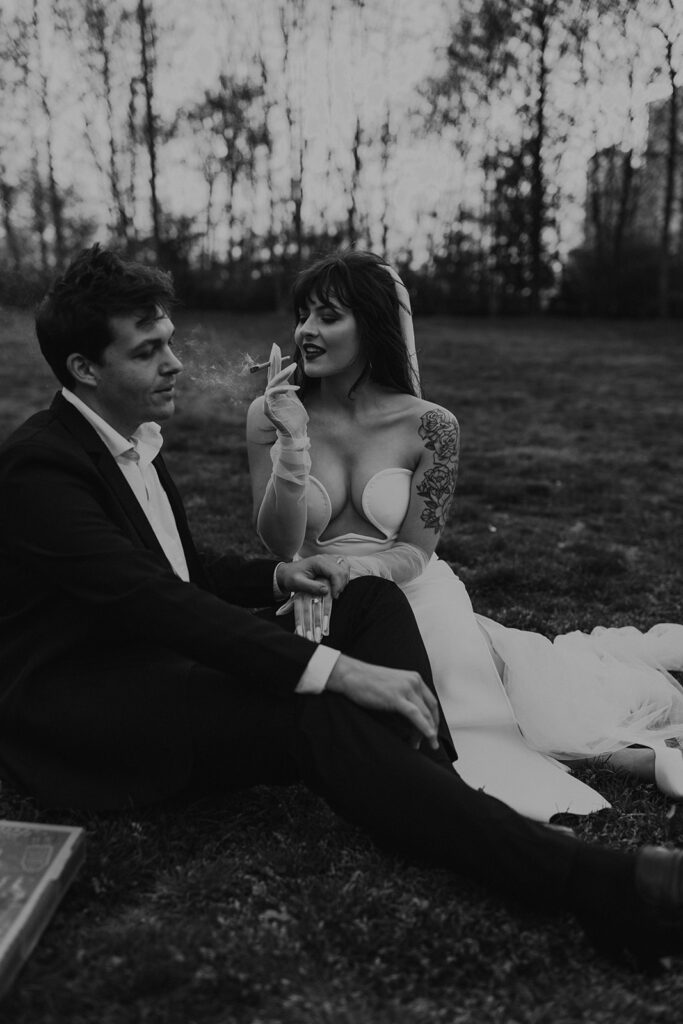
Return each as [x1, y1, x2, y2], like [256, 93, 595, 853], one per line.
[149, 0, 455, 260]
[2, 0, 681, 264]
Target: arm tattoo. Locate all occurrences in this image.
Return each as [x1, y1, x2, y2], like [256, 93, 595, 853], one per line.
[416, 409, 459, 533]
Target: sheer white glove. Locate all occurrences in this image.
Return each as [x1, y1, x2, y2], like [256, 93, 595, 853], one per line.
[263, 342, 311, 489]
[339, 543, 429, 586]
[274, 554, 351, 640]
[256, 344, 310, 554]
[264, 342, 308, 439]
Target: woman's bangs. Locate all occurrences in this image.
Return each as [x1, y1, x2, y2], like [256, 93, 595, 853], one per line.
[293, 262, 352, 314]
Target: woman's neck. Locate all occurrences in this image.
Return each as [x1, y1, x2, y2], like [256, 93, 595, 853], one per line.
[316, 372, 386, 415]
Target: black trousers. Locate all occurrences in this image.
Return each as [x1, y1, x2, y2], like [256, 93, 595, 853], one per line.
[187, 577, 626, 916]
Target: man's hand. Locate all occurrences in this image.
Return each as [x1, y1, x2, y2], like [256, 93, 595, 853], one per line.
[276, 555, 351, 640]
[327, 654, 440, 750]
[276, 554, 349, 598]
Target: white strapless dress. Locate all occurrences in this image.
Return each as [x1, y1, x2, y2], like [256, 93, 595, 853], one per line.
[299, 468, 683, 821]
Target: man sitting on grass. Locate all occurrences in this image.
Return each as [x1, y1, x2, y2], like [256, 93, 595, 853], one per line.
[0, 243, 682, 967]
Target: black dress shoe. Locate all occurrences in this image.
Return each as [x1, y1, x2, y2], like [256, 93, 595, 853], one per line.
[635, 845, 683, 921]
[586, 846, 683, 966]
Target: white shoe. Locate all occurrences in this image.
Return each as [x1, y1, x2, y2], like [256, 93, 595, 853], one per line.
[652, 743, 683, 800]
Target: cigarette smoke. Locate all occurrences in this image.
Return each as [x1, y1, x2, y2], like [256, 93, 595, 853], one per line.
[177, 329, 287, 404]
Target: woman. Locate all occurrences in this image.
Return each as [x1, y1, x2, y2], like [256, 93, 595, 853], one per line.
[246, 250, 683, 821]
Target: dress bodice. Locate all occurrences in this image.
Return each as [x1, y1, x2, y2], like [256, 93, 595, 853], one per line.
[301, 467, 412, 557]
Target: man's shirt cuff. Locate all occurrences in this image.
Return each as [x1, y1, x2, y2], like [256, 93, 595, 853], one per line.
[273, 563, 287, 602]
[295, 645, 340, 694]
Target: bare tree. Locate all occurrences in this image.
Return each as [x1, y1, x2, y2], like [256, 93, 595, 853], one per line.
[0, 13, 24, 272]
[56, 0, 137, 247]
[187, 76, 265, 267]
[425, 0, 580, 312]
[651, 0, 682, 316]
[32, 0, 66, 265]
[256, 50, 278, 260]
[347, 117, 363, 246]
[1, 2, 51, 273]
[0, 176, 22, 273]
[135, 0, 161, 255]
[378, 102, 396, 256]
[527, 0, 552, 313]
[86, 0, 135, 246]
[278, 0, 308, 262]
[31, 153, 50, 273]
[424, 0, 520, 311]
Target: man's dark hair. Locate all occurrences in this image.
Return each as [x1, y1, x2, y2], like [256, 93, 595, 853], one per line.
[35, 244, 176, 387]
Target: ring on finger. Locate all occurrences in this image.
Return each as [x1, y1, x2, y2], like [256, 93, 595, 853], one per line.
[335, 557, 345, 566]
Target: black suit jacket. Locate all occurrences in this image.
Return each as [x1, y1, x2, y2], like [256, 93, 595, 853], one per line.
[0, 394, 318, 805]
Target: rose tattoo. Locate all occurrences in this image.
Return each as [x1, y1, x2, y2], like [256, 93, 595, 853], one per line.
[416, 410, 459, 532]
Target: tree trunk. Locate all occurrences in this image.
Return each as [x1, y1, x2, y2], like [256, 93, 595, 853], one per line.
[613, 149, 634, 315]
[31, 153, 49, 274]
[136, 0, 160, 256]
[658, 48, 677, 318]
[347, 117, 362, 246]
[529, 0, 549, 313]
[98, 12, 133, 245]
[200, 170, 216, 272]
[33, 0, 66, 265]
[379, 105, 392, 256]
[0, 178, 22, 272]
[127, 76, 139, 241]
[257, 53, 278, 264]
[279, 1, 306, 264]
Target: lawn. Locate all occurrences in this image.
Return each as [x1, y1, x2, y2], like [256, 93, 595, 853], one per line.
[1, 305, 682, 1023]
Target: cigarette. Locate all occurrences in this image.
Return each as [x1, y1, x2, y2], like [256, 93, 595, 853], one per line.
[249, 355, 292, 374]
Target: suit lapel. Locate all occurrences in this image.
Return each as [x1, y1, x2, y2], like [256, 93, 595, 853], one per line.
[94, 449, 170, 559]
[153, 454, 209, 585]
[51, 394, 187, 572]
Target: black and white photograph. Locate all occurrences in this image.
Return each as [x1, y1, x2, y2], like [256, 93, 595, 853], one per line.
[1, 0, 682, 1020]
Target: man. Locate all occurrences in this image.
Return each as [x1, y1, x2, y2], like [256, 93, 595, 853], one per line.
[0, 244, 682, 966]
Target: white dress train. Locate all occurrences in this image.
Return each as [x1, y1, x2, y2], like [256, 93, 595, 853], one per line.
[400, 558, 612, 820]
[299, 468, 683, 821]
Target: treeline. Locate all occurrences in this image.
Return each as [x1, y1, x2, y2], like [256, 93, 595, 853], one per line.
[0, 0, 682, 316]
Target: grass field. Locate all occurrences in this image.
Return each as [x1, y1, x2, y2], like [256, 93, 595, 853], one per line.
[1, 305, 682, 1022]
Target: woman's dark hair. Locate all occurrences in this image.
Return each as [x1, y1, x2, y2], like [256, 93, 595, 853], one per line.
[291, 250, 421, 399]
[35, 243, 176, 387]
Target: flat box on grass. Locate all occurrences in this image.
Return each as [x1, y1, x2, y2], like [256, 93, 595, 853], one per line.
[0, 820, 85, 998]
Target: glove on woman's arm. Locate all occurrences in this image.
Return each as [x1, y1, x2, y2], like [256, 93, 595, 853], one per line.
[341, 542, 429, 586]
[255, 345, 310, 556]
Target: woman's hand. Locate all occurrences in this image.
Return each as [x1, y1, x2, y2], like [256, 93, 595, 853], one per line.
[275, 554, 351, 640]
[290, 591, 330, 641]
[263, 343, 308, 439]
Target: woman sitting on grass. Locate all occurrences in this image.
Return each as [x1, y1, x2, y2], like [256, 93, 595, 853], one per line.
[246, 249, 683, 821]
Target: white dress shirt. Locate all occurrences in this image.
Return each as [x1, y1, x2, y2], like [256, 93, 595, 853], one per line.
[61, 388, 190, 580]
[61, 388, 338, 693]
